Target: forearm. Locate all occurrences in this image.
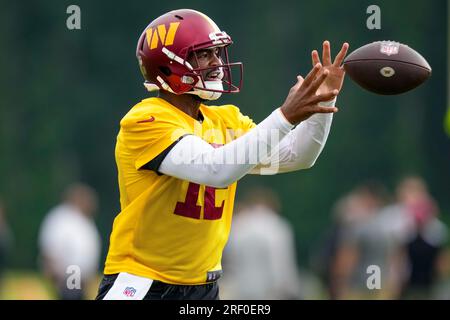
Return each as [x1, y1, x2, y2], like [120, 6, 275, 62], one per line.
[158, 108, 293, 187]
[281, 112, 333, 171]
[251, 98, 335, 174]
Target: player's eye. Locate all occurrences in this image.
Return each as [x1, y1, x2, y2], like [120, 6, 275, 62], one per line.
[196, 50, 209, 59]
[196, 48, 221, 60]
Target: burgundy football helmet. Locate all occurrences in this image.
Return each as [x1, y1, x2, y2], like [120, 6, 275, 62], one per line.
[136, 9, 243, 100]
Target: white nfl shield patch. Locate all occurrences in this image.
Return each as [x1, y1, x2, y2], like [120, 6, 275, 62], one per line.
[380, 41, 400, 56]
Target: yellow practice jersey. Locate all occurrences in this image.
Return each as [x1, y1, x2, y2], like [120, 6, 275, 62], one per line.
[104, 97, 256, 284]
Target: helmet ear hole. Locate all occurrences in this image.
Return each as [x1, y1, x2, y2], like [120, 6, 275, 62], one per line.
[159, 66, 172, 76]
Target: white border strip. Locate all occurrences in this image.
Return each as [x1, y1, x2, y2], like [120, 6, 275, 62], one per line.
[103, 272, 153, 300]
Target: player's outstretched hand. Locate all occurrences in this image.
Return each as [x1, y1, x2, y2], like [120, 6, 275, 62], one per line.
[280, 41, 349, 125]
[312, 41, 349, 95]
[280, 63, 339, 125]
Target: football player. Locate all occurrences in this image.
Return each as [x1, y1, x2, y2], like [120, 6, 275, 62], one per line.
[97, 9, 349, 300]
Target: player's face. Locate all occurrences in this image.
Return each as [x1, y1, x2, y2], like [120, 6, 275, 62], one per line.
[188, 47, 224, 81]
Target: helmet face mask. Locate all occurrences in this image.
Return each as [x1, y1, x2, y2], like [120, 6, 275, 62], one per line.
[185, 45, 243, 100]
[136, 9, 243, 100]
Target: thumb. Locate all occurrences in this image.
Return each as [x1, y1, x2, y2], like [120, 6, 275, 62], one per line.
[293, 75, 305, 90]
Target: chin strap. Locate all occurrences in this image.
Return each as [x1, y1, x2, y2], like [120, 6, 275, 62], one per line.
[143, 82, 161, 92]
[143, 80, 223, 101]
[186, 81, 223, 100]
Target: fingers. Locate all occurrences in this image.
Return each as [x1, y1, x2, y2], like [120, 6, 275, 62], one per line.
[315, 106, 339, 113]
[302, 63, 322, 87]
[292, 75, 305, 91]
[333, 42, 350, 67]
[313, 41, 350, 67]
[305, 105, 339, 115]
[309, 68, 329, 93]
[322, 41, 332, 66]
[310, 89, 339, 105]
[311, 50, 320, 67]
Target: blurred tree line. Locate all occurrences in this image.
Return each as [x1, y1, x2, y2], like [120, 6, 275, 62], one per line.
[0, 0, 448, 269]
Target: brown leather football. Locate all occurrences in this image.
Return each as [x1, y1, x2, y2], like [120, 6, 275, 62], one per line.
[343, 41, 432, 95]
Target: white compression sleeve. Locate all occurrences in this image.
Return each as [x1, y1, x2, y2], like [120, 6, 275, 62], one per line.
[158, 108, 294, 188]
[251, 98, 336, 174]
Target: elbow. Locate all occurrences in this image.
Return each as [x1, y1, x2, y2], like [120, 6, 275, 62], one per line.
[186, 163, 238, 188]
[205, 174, 236, 188]
[298, 162, 315, 170]
[304, 161, 316, 169]
[291, 143, 324, 170]
[214, 176, 236, 188]
[207, 181, 233, 189]
[294, 158, 317, 170]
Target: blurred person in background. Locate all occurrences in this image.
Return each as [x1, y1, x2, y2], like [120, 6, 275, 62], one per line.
[222, 188, 303, 299]
[0, 200, 13, 292]
[38, 183, 101, 300]
[396, 176, 449, 299]
[432, 245, 450, 299]
[310, 192, 363, 299]
[327, 181, 408, 299]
